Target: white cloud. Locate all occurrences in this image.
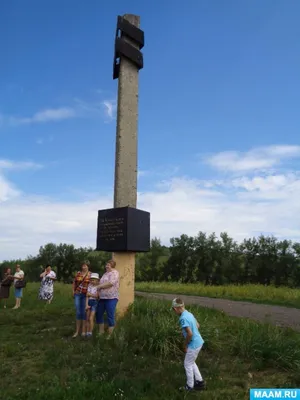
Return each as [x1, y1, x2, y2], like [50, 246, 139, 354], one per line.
[0, 159, 42, 203]
[3, 145, 300, 260]
[102, 99, 117, 121]
[9, 107, 76, 126]
[36, 136, 54, 145]
[231, 173, 299, 194]
[205, 145, 300, 172]
[32, 108, 76, 123]
[232, 174, 290, 192]
[0, 175, 19, 202]
[0, 160, 42, 171]
[1, 93, 116, 129]
[138, 170, 149, 178]
[137, 166, 180, 182]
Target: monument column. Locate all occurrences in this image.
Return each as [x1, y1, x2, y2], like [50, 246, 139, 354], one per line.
[112, 14, 144, 315]
[96, 14, 148, 317]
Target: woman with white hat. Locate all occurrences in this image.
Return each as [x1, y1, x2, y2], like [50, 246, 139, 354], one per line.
[85, 272, 100, 337]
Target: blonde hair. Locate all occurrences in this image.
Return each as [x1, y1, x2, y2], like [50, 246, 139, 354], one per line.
[174, 298, 184, 306]
[107, 259, 116, 268]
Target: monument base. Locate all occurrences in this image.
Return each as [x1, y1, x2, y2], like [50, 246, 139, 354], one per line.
[114, 252, 135, 316]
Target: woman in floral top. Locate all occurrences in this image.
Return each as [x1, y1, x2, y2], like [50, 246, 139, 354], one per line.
[96, 259, 119, 337]
[72, 261, 91, 338]
[38, 265, 57, 304]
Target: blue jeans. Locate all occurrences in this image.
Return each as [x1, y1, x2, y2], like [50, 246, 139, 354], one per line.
[74, 293, 86, 320]
[96, 298, 118, 327]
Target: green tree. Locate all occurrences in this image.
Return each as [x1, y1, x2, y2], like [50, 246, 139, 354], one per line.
[135, 238, 166, 281]
[164, 234, 195, 282]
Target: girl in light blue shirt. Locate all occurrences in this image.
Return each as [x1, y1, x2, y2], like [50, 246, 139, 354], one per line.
[171, 297, 205, 392]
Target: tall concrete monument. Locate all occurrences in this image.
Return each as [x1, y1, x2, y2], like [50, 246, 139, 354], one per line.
[96, 14, 150, 316]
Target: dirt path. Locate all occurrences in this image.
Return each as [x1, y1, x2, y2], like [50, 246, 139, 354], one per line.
[135, 291, 300, 332]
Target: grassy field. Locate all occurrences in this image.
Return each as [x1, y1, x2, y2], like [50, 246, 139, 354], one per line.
[135, 282, 300, 309]
[1, 283, 300, 400]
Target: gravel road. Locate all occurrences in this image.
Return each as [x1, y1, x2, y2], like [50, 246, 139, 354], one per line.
[135, 291, 300, 332]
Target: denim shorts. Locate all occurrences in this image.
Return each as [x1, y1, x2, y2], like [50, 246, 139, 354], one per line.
[15, 288, 23, 298]
[88, 298, 98, 312]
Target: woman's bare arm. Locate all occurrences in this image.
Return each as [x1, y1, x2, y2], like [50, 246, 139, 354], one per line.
[97, 282, 113, 289]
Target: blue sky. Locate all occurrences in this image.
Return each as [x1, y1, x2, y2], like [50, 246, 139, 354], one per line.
[1, 0, 300, 260]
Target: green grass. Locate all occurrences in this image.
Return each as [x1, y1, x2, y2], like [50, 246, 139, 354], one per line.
[135, 281, 300, 308]
[1, 283, 300, 399]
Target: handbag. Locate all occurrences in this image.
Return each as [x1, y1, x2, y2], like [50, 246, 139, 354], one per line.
[15, 279, 26, 289]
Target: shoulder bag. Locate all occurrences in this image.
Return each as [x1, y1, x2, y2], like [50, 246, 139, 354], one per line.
[15, 278, 26, 289]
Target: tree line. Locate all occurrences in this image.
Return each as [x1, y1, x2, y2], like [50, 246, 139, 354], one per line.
[0, 243, 110, 283]
[1, 232, 300, 287]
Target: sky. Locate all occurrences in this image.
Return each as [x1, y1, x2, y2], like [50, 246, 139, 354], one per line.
[1, 0, 300, 260]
